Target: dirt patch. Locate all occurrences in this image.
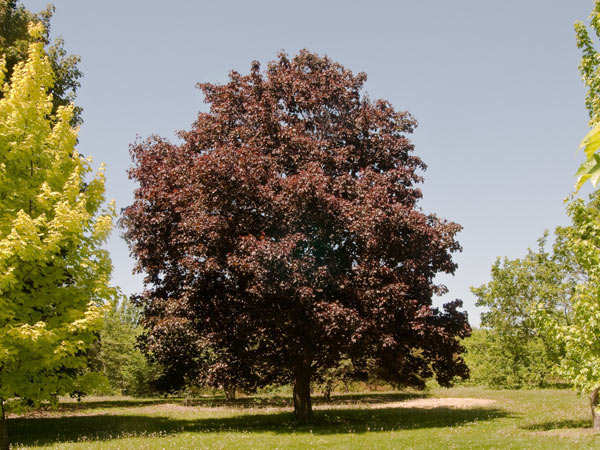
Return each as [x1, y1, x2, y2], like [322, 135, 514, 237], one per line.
[368, 397, 497, 410]
[312, 397, 496, 411]
[148, 398, 498, 414]
[132, 403, 200, 414]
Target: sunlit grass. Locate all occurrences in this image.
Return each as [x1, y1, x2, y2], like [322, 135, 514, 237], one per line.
[7, 387, 600, 449]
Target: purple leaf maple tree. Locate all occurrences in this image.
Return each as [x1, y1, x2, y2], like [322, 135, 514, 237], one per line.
[122, 50, 471, 423]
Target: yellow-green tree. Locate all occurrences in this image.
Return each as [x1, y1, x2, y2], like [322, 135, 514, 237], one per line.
[0, 23, 115, 449]
[0, 0, 83, 125]
[575, 0, 600, 191]
[539, 0, 600, 431]
[535, 192, 600, 429]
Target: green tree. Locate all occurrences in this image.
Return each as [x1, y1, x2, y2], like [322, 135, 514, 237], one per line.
[317, 358, 357, 401]
[88, 299, 161, 396]
[470, 234, 575, 388]
[541, 0, 600, 431]
[573, 0, 600, 191]
[0, 0, 82, 125]
[461, 328, 491, 385]
[0, 23, 115, 449]
[536, 192, 600, 429]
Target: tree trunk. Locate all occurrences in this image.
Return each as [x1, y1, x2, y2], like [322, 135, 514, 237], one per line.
[293, 361, 312, 424]
[224, 384, 236, 402]
[0, 399, 8, 450]
[323, 382, 332, 402]
[591, 388, 600, 430]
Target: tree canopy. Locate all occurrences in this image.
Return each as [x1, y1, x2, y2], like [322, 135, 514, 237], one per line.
[574, 0, 600, 191]
[123, 50, 471, 423]
[529, 0, 600, 429]
[0, 23, 115, 449]
[86, 298, 161, 396]
[536, 192, 600, 428]
[469, 233, 577, 388]
[0, 0, 82, 124]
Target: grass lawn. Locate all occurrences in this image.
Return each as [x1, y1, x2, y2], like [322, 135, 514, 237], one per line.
[6, 386, 599, 449]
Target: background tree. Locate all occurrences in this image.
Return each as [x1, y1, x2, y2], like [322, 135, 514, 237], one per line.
[123, 50, 471, 423]
[0, 24, 115, 449]
[0, 0, 82, 125]
[469, 233, 576, 388]
[86, 298, 161, 396]
[319, 358, 360, 401]
[460, 328, 491, 385]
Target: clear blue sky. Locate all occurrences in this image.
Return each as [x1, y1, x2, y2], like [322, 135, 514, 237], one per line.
[24, 0, 596, 326]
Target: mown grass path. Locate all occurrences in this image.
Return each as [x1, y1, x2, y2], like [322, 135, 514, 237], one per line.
[7, 387, 599, 449]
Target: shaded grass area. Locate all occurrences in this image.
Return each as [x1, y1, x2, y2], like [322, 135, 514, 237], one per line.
[524, 419, 591, 431]
[10, 406, 507, 446]
[7, 387, 600, 449]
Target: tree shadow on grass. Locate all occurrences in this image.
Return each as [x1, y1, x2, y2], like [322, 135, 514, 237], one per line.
[522, 419, 592, 431]
[9, 405, 509, 447]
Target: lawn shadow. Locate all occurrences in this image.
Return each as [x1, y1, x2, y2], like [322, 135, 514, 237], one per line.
[9, 403, 509, 447]
[523, 419, 592, 431]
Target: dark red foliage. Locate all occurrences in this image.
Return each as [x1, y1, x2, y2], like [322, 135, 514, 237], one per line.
[122, 50, 470, 421]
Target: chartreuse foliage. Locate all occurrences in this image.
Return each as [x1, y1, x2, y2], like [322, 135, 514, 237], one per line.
[575, 0, 600, 190]
[0, 23, 115, 405]
[0, 0, 83, 124]
[539, 1, 600, 429]
[535, 193, 600, 395]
